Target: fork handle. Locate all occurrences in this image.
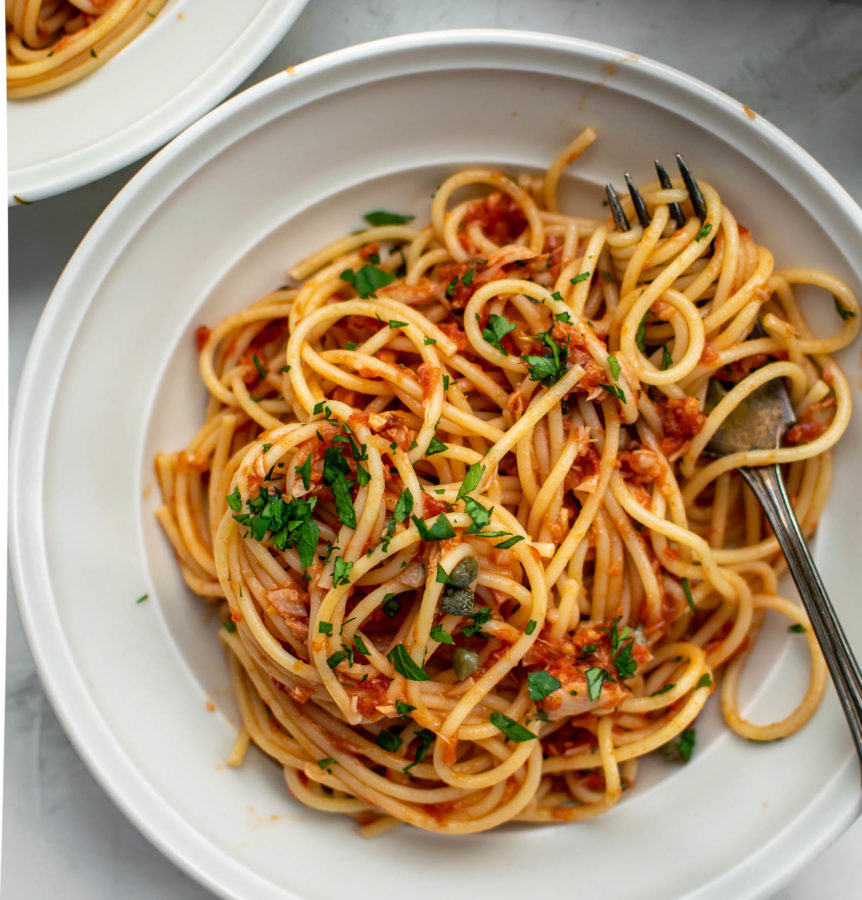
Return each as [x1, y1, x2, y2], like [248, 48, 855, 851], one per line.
[740, 463, 862, 773]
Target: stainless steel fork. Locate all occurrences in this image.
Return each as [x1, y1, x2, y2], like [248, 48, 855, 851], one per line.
[607, 157, 862, 772]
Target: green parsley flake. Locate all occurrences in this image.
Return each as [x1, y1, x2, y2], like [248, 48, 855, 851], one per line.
[482, 314, 516, 355]
[490, 712, 537, 743]
[695, 223, 713, 242]
[332, 556, 353, 587]
[252, 354, 267, 379]
[834, 296, 857, 320]
[650, 683, 675, 697]
[296, 455, 312, 491]
[226, 486, 242, 512]
[411, 513, 456, 542]
[494, 535, 524, 549]
[387, 644, 431, 681]
[682, 577, 695, 613]
[607, 354, 621, 380]
[375, 729, 403, 752]
[425, 435, 448, 456]
[430, 623, 455, 645]
[135, 594, 149, 604]
[661, 344, 673, 370]
[317, 757, 335, 770]
[525, 620, 537, 636]
[600, 383, 626, 403]
[340, 264, 395, 299]
[381, 594, 401, 618]
[696, 673, 713, 690]
[528, 670, 561, 701]
[457, 463, 485, 501]
[435, 563, 451, 584]
[585, 666, 613, 702]
[788, 623, 807, 634]
[388, 319, 408, 329]
[662, 728, 696, 763]
[570, 272, 590, 285]
[396, 700, 416, 715]
[363, 210, 415, 226]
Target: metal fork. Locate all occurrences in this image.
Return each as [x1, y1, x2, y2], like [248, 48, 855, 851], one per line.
[607, 158, 862, 772]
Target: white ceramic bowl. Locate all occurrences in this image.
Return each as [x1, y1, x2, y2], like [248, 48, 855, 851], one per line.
[7, 0, 308, 204]
[10, 30, 862, 900]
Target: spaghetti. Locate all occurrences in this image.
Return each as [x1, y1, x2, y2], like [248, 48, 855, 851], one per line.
[155, 129, 860, 834]
[6, 0, 166, 98]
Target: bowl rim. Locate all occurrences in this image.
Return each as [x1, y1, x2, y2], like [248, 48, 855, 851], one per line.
[6, 0, 310, 205]
[10, 27, 862, 900]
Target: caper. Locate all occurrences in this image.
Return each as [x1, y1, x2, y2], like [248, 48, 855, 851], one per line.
[448, 556, 479, 588]
[441, 587, 475, 616]
[452, 647, 480, 681]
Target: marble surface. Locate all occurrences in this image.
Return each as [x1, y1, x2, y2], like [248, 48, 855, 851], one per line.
[6, 0, 862, 897]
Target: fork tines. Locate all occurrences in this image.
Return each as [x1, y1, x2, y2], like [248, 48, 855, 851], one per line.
[607, 155, 707, 232]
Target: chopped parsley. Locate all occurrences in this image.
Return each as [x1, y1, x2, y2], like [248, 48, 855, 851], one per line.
[388, 319, 408, 328]
[463, 497, 492, 533]
[555, 310, 573, 323]
[411, 513, 456, 542]
[528, 670, 561, 701]
[322, 446, 356, 529]
[396, 700, 416, 715]
[135, 594, 149, 604]
[332, 556, 353, 587]
[600, 270, 614, 283]
[662, 728, 696, 763]
[424, 336, 437, 345]
[318, 621, 333, 635]
[317, 758, 335, 770]
[525, 620, 537, 636]
[636, 312, 649, 352]
[482, 314, 516, 355]
[608, 614, 638, 680]
[363, 210, 415, 226]
[353, 634, 370, 656]
[226, 486, 242, 512]
[457, 463, 485, 501]
[223, 620, 236, 633]
[696, 673, 713, 690]
[494, 535, 524, 549]
[435, 564, 451, 584]
[340, 264, 395, 298]
[232, 488, 319, 567]
[375, 729, 403, 752]
[426, 435, 448, 456]
[295, 455, 312, 490]
[650, 683, 675, 697]
[490, 712, 536, 743]
[522, 330, 568, 387]
[461, 607, 492, 639]
[788, 623, 807, 634]
[661, 344, 673, 370]
[695, 223, 713, 242]
[404, 729, 435, 774]
[585, 666, 613, 702]
[607, 354, 621, 380]
[382, 593, 401, 618]
[834, 296, 857, 320]
[387, 644, 431, 681]
[570, 272, 590, 285]
[682, 577, 695, 613]
[252, 354, 267, 379]
[393, 489, 413, 524]
[430, 623, 455, 645]
[600, 383, 626, 403]
[327, 650, 348, 669]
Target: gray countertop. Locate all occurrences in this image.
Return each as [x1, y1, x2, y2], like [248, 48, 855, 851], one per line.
[6, 0, 862, 897]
